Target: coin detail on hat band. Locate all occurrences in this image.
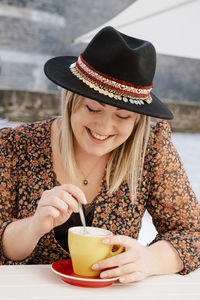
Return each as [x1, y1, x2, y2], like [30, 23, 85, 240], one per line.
[69, 55, 153, 105]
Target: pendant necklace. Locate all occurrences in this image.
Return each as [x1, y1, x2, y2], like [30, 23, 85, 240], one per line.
[78, 158, 105, 186]
[79, 164, 98, 186]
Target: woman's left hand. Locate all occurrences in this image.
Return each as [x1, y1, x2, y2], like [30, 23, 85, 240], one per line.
[92, 235, 153, 283]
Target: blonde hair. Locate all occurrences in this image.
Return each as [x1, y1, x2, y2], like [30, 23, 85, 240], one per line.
[58, 89, 150, 202]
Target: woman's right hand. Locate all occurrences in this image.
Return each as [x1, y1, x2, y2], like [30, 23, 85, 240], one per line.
[31, 184, 87, 238]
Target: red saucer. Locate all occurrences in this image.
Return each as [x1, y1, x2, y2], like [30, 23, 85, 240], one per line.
[51, 259, 119, 288]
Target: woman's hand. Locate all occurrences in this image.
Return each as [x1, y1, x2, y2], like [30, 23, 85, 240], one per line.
[31, 184, 87, 238]
[92, 235, 183, 283]
[92, 235, 153, 283]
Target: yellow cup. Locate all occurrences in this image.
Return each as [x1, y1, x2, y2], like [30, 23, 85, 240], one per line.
[68, 226, 123, 277]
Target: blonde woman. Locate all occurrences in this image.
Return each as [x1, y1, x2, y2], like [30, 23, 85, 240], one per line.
[0, 27, 199, 283]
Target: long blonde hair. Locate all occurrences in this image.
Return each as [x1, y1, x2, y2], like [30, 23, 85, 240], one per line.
[58, 89, 150, 202]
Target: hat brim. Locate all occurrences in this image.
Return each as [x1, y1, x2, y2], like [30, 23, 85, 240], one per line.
[44, 56, 173, 120]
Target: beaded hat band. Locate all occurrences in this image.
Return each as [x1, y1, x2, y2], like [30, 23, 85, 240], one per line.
[70, 54, 153, 106]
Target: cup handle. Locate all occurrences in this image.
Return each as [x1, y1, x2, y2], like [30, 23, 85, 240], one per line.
[109, 246, 124, 257]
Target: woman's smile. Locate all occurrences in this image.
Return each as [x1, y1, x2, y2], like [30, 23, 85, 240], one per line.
[86, 127, 115, 142]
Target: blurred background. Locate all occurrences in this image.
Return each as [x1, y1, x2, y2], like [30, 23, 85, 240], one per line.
[0, 0, 200, 128]
[0, 0, 199, 244]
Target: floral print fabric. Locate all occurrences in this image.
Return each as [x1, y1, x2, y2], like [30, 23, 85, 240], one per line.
[0, 119, 199, 274]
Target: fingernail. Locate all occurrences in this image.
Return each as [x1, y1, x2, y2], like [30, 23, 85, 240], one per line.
[100, 273, 107, 278]
[92, 264, 99, 270]
[119, 277, 125, 283]
[103, 238, 110, 244]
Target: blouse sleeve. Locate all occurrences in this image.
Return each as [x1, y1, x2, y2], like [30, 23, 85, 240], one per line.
[0, 127, 36, 264]
[147, 120, 200, 275]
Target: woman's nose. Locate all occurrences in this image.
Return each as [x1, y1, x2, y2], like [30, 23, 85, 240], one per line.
[95, 114, 114, 134]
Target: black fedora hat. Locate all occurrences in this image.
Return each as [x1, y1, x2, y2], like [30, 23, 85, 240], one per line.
[44, 26, 173, 120]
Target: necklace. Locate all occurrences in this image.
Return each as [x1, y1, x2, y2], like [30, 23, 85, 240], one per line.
[78, 158, 106, 186]
[78, 164, 98, 186]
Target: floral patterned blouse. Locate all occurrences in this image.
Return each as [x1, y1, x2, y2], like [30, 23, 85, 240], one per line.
[0, 119, 199, 274]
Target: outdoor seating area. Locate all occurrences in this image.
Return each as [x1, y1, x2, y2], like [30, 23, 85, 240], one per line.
[0, 1, 199, 298]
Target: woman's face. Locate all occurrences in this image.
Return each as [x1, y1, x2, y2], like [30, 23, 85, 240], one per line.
[70, 96, 139, 158]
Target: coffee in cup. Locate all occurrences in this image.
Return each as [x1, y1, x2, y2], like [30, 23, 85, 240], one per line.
[68, 226, 123, 277]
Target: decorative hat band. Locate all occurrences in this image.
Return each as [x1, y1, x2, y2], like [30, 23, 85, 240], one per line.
[70, 54, 153, 105]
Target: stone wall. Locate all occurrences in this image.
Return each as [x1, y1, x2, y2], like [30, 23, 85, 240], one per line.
[0, 0, 134, 92]
[154, 54, 200, 104]
[0, 0, 67, 91]
[0, 90, 60, 122]
[163, 101, 200, 133]
[0, 90, 199, 133]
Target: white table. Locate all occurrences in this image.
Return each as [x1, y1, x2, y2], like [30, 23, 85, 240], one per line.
[0, 265, 199, 300]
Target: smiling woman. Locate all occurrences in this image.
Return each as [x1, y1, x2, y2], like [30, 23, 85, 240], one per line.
[0, 26, 199, 284]
[57, 90, 149, 199]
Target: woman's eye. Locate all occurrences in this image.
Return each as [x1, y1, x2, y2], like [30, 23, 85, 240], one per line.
[86, 105, 100, 113]
[117, 115, 130, 120]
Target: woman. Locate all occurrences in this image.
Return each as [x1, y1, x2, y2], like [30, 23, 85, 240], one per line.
[0, 26, 199, 283]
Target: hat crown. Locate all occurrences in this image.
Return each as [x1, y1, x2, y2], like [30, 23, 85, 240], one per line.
[82, 26, 156, 86]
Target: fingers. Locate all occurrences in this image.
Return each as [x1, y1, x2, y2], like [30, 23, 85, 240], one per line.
[38, 195, 72, 214]
[54, 184, 87, 205]
[92, 235, 148, 284]
[99, 262, 145, 283]
[39, 205, 60, 219]
[96, 256, 145, 283]
[119, 272, 145, 283]
[39, 193, 78, 221]
[92, 250, 136, 273]
[102, 235, 137, 250]
[92, 236, 138, 271]
[41, 184, 87, 214]
[58, 191, 79, 212]
[33, 184, 87, 236]
[100, 262, 136, 278]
